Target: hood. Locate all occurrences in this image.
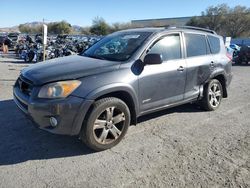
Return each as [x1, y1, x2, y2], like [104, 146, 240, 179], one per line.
[21, 55, 120, 85]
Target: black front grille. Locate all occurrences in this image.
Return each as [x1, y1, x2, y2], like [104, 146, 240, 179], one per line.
[16, 76, 33, 96]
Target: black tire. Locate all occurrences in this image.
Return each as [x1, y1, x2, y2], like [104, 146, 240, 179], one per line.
[81, 97, 131, 151]
[200, 79, 223, 111]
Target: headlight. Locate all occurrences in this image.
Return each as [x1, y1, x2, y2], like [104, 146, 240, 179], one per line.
[38, 80, 81, 98]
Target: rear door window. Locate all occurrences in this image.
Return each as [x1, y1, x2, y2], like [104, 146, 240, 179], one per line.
[185, 33, 209, 57]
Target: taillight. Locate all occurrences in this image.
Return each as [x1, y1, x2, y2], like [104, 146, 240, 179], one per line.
[226, 52, 232, 61]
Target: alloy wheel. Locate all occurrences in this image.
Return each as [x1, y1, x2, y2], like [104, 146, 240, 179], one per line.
[93, 106, 126, 144]
[208, 83, 222, 108]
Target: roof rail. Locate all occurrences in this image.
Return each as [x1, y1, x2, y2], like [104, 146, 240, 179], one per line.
[167, 26, 217, 34]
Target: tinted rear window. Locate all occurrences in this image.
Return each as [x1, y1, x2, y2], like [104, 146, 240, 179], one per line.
[208, 35, 221, 54]
[185, 33, 208, 57]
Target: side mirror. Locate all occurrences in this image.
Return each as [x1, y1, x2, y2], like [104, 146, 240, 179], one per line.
[144, 53, 163, 65]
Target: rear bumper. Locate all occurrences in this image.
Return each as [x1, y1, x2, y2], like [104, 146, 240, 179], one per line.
[13, 86, 93, 136]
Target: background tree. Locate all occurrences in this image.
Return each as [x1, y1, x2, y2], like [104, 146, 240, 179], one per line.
[80, 27, 91, 35]
[18, 24, 42, 34]
[186, 4, 250, 37]
[90, 17, 110, 35]
[19, 21, 72, 34]
[18, 24, 30, 33]
[186, 17, 204, 28]
[110, 22, 132, 32]
[48, 21, 72, 34]
[222, 6, 250, 38]
[201, 4, 229, 31]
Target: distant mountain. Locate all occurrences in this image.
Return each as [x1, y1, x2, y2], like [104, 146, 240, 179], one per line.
[20, 22, 44, 27]
[0, 26, 19, 33]
[0, 21, 83, 34]
[0, 22, 43, 33]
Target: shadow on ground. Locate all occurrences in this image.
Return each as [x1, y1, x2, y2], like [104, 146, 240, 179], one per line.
[138, 103, 203, 123]
[0, 54, 34, 64]
[0, 99, 93, 166]
[0, 99, 202, 166]
[0, 60, 34, 64]
[232, 62, 250, 66]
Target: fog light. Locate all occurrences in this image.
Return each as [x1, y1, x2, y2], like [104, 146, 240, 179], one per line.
[50, 117, 58, 127]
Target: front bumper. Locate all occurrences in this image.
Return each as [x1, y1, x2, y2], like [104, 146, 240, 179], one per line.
[13, 86, 93, 136]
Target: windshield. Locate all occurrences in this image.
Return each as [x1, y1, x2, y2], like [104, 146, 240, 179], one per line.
[81, 32, 152, 61]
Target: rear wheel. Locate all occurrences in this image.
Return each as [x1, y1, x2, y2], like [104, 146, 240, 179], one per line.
[200, 79, 223, 111]
[81, 97, 131, 151]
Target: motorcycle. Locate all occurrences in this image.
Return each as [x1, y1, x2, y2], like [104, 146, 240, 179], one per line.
[14, 34, 101, 62]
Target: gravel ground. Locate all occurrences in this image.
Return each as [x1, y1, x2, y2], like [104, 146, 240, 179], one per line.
[0, 56, 249, 188]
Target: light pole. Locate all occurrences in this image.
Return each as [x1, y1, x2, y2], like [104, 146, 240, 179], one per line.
[43, 18, 47, 62]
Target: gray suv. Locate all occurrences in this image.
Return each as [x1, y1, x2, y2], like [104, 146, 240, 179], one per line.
[13, 26, 232, 151]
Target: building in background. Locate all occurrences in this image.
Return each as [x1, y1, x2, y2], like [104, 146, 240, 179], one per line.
[131, 16, 192, 27]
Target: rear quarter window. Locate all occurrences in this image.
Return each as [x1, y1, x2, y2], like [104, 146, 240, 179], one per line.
[208, 35, 221, 54]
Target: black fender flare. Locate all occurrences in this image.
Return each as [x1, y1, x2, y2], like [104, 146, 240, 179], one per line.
[86, 83, 139, 117]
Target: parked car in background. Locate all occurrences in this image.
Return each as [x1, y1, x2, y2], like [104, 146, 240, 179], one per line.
[229, 44, 241, 51]
[13, 26, 233, 151]
[226, 43, 241, 60]
[233, 45, 250, 65]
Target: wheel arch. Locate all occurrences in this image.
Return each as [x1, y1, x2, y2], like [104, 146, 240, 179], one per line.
[95, 91, 137, 125]
[214, 74, 227, 98]
[85, 84, 139, 126]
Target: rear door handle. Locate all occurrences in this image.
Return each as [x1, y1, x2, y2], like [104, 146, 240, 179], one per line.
[177, 66, 184, 72]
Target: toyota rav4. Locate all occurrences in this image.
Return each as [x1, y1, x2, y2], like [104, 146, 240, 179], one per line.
[13, 26, 233, 151]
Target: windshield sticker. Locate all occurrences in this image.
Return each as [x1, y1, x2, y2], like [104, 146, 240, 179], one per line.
[122, 35, 140, 39]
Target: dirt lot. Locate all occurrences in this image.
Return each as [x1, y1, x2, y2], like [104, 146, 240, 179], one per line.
[0, 56, 250, 188]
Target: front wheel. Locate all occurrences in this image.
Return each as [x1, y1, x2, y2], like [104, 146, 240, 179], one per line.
[81, 97, 131, 151]
[200, 79, 223, 111]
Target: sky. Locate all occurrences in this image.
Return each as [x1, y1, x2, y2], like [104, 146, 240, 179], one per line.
[1, 0, 250, 27]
